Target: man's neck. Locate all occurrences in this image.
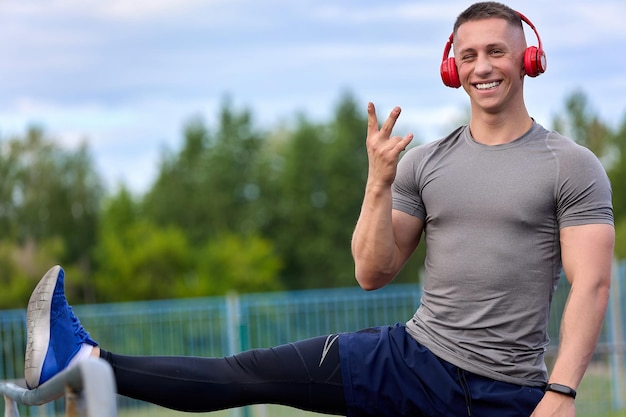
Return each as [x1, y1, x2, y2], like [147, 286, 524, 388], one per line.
[469, 108, 533, 146]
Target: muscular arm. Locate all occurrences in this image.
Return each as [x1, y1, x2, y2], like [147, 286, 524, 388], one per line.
[352, 204, 423, 290]
[351, 103, 420, 290]
[532, 223, 615, 416]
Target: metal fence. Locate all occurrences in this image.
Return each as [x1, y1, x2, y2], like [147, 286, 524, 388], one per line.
[1, 260, 626, 417]
[0, 358, 116, 417]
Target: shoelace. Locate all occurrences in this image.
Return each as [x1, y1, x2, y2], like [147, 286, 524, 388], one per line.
[67, 305, 90, 341]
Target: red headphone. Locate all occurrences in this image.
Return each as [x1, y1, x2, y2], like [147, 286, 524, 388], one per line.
[440, 12, 547, 88]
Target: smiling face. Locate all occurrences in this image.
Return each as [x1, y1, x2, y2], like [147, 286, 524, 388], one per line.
[453, 17, 528, 117]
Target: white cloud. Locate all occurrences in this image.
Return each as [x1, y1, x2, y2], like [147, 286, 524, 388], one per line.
[571, 3, 626, 36]
[0, 0, 233, 21]
[313, 2, 464, 24]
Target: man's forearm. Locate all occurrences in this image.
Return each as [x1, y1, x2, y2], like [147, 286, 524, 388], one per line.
[547, 277, 611, 389]
[351, 182, 397, 290]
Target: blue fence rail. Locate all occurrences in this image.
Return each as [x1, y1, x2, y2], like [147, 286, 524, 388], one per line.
[1, 260, 626, 416]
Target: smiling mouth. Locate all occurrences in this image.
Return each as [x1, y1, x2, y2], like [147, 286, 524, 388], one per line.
[474, 81, 501, 90]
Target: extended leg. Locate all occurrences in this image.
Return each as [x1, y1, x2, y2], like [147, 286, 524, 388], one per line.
[25, 265, 346, 414]
[101, 334, 346, 414]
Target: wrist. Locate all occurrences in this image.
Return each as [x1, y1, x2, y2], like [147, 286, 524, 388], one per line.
[545, 383, 577, 399]
[365, 179, 392, 193]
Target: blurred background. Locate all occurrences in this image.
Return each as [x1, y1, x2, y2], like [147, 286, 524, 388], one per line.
[1, 1, 626, 416]
[0, 0, 624, 303]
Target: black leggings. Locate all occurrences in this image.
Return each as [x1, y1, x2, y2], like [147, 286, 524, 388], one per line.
[100, 334, 347, 415]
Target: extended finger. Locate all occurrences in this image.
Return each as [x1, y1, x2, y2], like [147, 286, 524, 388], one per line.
[391, 133, 414, 151]
[380, 106, 402, 138]
[367, 102, 379, 136]
[397, 133, 414, 151]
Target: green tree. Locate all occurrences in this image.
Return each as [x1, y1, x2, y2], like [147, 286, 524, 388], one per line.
[93, 115, 284, 301]
[608, 117, 626, 260]
[607, 117, 626, 225]
[143, 98, 267, 244]
[266, 114, 327, 288]
[0, 126, 103, 304]
[176, 233, 283, 296]
[262, 93, 380, 288]
[272, 94, 374, 288]
[0, 237, 65, 309]
[93, 219, 193, 302]
[13, 128, 102, 264]
[92, 186, 189, 301]
[552, 91, 613, 158]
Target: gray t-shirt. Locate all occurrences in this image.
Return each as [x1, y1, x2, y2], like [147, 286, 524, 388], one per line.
[392, 122, 614, 386]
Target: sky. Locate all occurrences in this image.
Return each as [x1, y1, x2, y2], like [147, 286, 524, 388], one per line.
[1, 0, 625, 193]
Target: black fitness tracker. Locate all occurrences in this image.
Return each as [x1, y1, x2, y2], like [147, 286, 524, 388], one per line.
[545, 383, 577, 399]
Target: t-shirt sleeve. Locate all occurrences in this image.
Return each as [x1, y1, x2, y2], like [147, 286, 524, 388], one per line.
[392, 147, 426, 220]
[556, 143, 614, 228]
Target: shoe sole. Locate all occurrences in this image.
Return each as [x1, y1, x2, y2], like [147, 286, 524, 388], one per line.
[24, 265, 61, 388]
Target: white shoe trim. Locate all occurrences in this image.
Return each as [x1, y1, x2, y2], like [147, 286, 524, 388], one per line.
[24, 265, 61, 388]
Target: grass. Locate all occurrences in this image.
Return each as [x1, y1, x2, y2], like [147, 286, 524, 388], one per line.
[116, 403, 626, 417]
[117, 405, 327, 417]
[599, 412, 626, 417]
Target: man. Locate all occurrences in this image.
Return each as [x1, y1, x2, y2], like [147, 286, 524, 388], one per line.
[24, 2, 614, 417]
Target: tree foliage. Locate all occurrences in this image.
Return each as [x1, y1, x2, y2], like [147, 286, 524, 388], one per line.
[608, 117, 626, 260]
[142, 98, 266, 244]
[92, 184, 283, 301]
[553, 91, 614, 158]
[0, 127, 103, 307]
[265, 96, 370, 288]
[179, 233, 283, 296]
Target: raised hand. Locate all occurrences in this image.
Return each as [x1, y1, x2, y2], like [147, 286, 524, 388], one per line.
[365, 102, 414, 188]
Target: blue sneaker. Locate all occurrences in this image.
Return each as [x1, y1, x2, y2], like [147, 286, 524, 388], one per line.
[24, 265, 98, 388]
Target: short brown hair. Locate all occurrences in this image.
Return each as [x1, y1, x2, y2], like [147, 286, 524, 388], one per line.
[453, 2, 522, 35]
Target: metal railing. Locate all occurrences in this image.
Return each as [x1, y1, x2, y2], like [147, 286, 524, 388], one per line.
[0, 358, 117, 417]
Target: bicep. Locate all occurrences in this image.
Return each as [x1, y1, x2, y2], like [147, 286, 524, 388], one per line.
[392, 209, 424, 266]
[560, 223, 615, 285]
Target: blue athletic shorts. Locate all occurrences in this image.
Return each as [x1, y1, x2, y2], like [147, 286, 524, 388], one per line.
[338, 323, 545, 417]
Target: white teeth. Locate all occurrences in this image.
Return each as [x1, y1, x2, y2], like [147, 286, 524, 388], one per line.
[475, 81, 500, 90]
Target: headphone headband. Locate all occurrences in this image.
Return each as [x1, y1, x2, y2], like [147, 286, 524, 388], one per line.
[517, 11, 543, 52]
[440, 11, 547, 88]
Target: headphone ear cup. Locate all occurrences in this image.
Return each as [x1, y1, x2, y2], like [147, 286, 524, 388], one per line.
[440, 57, 461, 88]
[523, 46, 547, 77]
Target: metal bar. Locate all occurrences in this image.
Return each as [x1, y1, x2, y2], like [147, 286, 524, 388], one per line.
[3, 394, 19, 417]
[609, 259, 625, 410]
[0, 358, 116, 417]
